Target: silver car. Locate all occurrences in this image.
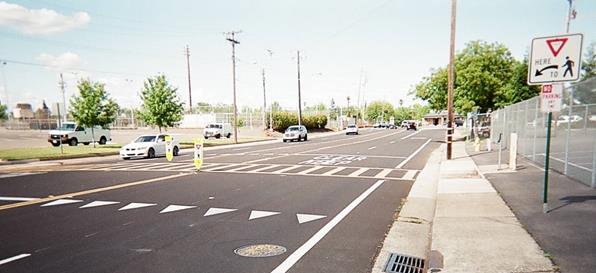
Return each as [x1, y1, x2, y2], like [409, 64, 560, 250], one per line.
[283, 125, 308, 142]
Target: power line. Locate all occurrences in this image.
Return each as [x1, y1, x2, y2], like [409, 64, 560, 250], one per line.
[0, 58, 142, 76]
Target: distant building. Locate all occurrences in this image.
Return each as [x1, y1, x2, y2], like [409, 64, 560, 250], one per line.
[423, 110, 463, 126]
[12, 103, 34, 119]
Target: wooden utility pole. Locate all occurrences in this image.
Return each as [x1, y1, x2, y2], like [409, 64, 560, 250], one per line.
[59, 73, 67, 122]
[226, 32, 241, 144]
[447, 0, 457, 160]
[185, 45, 192, 113]
[297, 50, 303, 127]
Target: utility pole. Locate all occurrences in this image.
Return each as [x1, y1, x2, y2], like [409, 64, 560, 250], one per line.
[296, 50, 303, 127]
[262, 68, 267, 129]
[185, 45, 193, 113]
[226, 31, 241, 144]
[59, 73, 67, 122]
[1, 61, 11, 127]
[446, 0, 457, 160]
[347, 96, 350, 117]
[565, 0, 573, 33]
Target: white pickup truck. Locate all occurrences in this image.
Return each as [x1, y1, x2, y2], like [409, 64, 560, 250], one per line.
[48, 122, 111, 146]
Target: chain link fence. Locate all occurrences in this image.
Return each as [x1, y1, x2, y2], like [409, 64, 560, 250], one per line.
[490, 77, 596, 187]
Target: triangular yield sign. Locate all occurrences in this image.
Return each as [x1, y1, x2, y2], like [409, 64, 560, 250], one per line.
[249, 210, 280, 220]
[296, 213, 327, 224]
[118, 202, 156, 211]
[41, 199, 83, 207]
[546, 38, 568, 57]
[80, 201, 120, 209]
[203, 207, 237, 216]
[159, 205, 197, 214]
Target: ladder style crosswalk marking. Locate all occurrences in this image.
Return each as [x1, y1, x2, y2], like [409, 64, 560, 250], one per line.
[159, 205, 197, 214]
[247, 165, 281, 173]
[321, 167, 346, 176]
[249, 210, 281, 220]
[118, 202, 157, 211]
[374, 169, 393, 178]
[271, 165, 303, 174]
[227, 164, 261, 172]
[140, 163, 175, 170]
[402, 170, 418, 180]
[204, 207, 237, 217]
[296, 214, 327, 224]
[80, 201, 120, 209]
[348, 168, 370, 177]
[41, 199, 84, 207]
[206, 164, 243, 172]
[297, 166, 325, 175]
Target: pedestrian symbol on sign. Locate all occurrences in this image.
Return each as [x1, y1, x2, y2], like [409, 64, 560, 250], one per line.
[562, 56, 575, 77]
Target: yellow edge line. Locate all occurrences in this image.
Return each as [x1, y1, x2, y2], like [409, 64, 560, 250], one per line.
[0, 172, 191, 211]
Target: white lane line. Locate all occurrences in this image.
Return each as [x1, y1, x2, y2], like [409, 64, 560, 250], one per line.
[234, 147, 252, 151]
[272, 165, 303, 174]
[0, 253, 31, 266]
[249, 210, 281, 220]
[396, 139, 432, 169]
[297, 166, 325, 175]
[368, 146, 376, 150]
[80, 201, 120, 209]
[271, 180, 385, 273]
[321, 167, 346, 176]
[401, 130, 421, 139]
[348, 168, 370, 177]
[242, 157, 274, 164]
[374, 169, 392, 179]
[411, 137, 428, 140]
[227, 164, 260, 172]
[118, 202, 157, 211]
[0, 173, 41, 179]
[248, 165, 281, 173]
[402, 170, 418, 180]
[159, 205, 197, 214]
[0, 196, 39, 202]
[204, 207, 237, 216]
[536, 153, 593, 172]
[389, 141, 396, 144]
[41, 199, 84, 207]
[208, 164, 243, 171]
[296, 214, 327, 224]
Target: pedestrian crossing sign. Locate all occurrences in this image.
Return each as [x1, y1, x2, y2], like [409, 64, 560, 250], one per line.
[193, 138, 204, 170]
[165, 135, 173, 162]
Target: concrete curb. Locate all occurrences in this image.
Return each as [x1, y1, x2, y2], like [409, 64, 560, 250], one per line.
[371, 145, 444, 273]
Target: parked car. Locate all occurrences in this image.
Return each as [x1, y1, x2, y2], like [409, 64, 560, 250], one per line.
[283, 125, 308, 142]
[407, 122, 417, 131]
[203, 123, 232, 139]
[47, 122, 111, 146]
[119, 134, 180, 159]
[346, 124, 359, 135]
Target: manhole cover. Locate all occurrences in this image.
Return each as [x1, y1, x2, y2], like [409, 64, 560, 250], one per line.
[234, 244, 287, 257]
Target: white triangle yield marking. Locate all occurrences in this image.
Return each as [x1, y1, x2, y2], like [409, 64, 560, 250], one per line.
[296, 213, 327, 224]
[203, 207, 237, 217]
[159, 205, 197, 214]
[41, 199, 84, 207]
[249, 210, 280, 220]
[118, 202, 157, 211]
[80, 201, 120, 209]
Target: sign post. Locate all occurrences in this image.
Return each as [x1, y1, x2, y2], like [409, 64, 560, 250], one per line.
[528, 33, 583, 213]
[193, 138, 204, 171]
[165, 135, 173, 162]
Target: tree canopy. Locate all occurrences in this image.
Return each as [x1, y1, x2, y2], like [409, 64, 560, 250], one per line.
[140, 74, 184, 133]
[0, 103, 7, 120]
[365, 100, 394, 122]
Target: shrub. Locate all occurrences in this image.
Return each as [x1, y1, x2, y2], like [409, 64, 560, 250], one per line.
[266, 112, 327, 132]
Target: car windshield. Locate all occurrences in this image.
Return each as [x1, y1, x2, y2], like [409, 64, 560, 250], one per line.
[58, 123, 76, 131]
[207, 124, 222, 129]
[134, 136, 156, 143]
[348, 125, 356, 128]
[287, 127, 300, 131]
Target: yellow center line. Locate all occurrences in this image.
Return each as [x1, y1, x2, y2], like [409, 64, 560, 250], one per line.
[0, 172, 191, 211]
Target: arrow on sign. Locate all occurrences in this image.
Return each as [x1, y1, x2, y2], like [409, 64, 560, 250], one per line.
[546, 38, 568, 57]
[535, 65, 558, 76]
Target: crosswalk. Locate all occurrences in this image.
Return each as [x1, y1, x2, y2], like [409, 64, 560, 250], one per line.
[31, 197, 328, 224]
[66, 162, 419, 180]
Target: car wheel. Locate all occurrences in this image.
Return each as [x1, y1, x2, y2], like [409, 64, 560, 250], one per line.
[69, 138, 78, 146]
[297, 135, 302, 142]
[283, 139, 287, 143]
[83, 142, 90, 145]
[147, 148, 155, 159]
[204, 136, 209, 139]
[122, 157, 130, 160]
[99, 137, 107, 145]
[173, 146, 179, 156]
[304, 134, 308, 141]
[226, 133, 231, 138]
[215, 134, 221, 139]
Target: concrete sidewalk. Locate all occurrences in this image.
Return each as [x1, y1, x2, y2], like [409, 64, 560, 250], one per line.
[372, 141, 554, 273]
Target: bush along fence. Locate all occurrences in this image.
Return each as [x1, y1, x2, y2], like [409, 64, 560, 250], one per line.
[265, 112, 328, 132]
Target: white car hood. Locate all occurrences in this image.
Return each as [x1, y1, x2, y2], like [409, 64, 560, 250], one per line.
[49, 130, 73, 135]
[122, 142, 154, 150]
[205, 128, 221, 133]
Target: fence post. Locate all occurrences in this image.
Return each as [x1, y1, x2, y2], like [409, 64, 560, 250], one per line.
[584, 104, 589, 132]
[524, 100, 529, 156]
[592, 133, 596, 188]
[533, 98, 539, 161]
[564, 88, 573, 174]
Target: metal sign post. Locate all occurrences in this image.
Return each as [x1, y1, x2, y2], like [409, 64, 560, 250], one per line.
[528, 33, 583, 213]
[165, 135, 173, 162]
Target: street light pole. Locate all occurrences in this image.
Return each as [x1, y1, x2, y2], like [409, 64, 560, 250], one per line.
[447, 0, 457, 160]
[226, 31, 241, 144]
[59, 73, 67, 122]
[296, 50, 303, 127]
[1, 61, 10, 126]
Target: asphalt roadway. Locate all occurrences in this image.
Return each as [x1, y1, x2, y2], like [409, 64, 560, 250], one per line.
[0, 128, 444, 273]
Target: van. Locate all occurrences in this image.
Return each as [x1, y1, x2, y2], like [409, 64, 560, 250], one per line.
[203, 123, 233, 139]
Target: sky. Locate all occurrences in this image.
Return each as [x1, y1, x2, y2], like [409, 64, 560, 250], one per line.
[0, 0, 595, 113]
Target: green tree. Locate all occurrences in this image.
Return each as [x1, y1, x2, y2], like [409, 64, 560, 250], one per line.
[139, 74, 184, 133]
[410, 104, 430, 120]
[495, 59, 540, 108]
[393, 106, 412, 124]
[69, 79, 119, 147]
[0, 103, 8, 120]
[414, 67, 448, 112]
[581, 42, 595, 80]
[365, 100, 394, 122]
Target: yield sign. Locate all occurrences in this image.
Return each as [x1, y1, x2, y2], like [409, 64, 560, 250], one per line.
[546, 38, 568, 57]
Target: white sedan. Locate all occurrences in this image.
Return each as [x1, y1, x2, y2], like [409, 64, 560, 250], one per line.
[345, 124, 359, 135]
[120, 134, 180, 159]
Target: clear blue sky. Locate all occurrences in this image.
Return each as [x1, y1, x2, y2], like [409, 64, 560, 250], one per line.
[0, 0, 594, 112]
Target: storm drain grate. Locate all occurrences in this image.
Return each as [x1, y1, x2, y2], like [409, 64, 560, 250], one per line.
[384, 253, 425, 273]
